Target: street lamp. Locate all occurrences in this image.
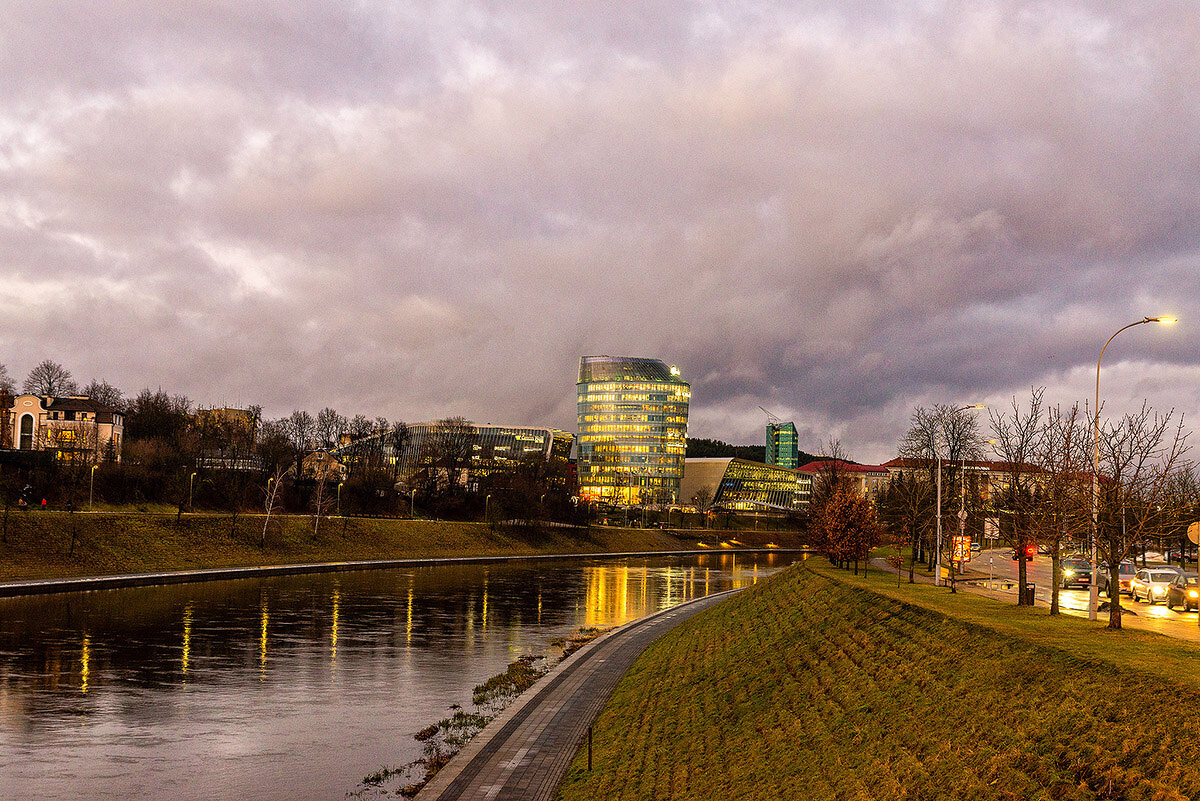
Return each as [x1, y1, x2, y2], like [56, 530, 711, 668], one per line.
[484, 493, 491, 523]
[1088, 315, 1177, 620]
[188, 471, 197, 512]
[411, 488, 417, 518]
[89, 464, 98, 510]
[337, 482, 344, 516]
[935, 405, 985, 587]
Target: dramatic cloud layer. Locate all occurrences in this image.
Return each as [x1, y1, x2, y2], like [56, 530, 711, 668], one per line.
[2, 1, 1198, 460]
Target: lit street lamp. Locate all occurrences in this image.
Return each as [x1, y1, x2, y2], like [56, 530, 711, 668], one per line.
[1089, 315, 1177, 621]
[411, 488, 417, 518]
[89, 464, 98, 510]
[936, 405, 985, 587]
[188, 471, 197, 512]
[337, 482, 344, 516]
[484, 493, 491, 523]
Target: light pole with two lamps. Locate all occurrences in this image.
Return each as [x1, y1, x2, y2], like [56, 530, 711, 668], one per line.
[935, 405, 985, 587]
[1088, 315, 1177, 621]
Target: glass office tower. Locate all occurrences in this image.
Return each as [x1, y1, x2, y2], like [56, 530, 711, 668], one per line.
[576, 356, 690, 505]
[766, 421, 799, 469]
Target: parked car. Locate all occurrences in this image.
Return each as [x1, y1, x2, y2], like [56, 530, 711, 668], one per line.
[1058, 558, 1093, 590]
[1131, 568, 1184, 604]
[1165, 573, 1200, 611]
[1099, 562, 1137, 596]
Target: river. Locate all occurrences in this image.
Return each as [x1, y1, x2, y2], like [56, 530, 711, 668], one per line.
[0, 551, 801, 800]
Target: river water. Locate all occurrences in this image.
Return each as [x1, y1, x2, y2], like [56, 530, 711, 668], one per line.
[0, 551, 800, 800]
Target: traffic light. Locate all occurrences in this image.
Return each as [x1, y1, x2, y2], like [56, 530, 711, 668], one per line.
[1025, 544, 1036, 561]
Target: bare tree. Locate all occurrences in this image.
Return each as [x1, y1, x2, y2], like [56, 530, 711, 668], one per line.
[897, 406, 985, 574]
[285, 410, 316, 455]
[1096, 404, 1191, 629]
[1035, 401, 1091, 615]
[23, 359, 78, 396]
[690, 486, 714, 529]
[989, 389, 1047, 605]
[347, 414, 374, 441]
[81, 379, 123, 408]
[423, 417, 477, 497]
[315, 407, 347, 450]
[261, 467, 286, 547]
[0, 363, 14, 395]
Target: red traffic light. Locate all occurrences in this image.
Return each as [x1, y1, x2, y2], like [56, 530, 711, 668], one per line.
[1025, 544, 1036, 559]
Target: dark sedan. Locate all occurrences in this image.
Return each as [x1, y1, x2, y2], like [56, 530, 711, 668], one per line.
[1166, 573, 1200, 611]
[1058, 558, 1093, 590]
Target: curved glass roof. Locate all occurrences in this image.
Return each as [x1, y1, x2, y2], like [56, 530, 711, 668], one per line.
[577, 356, 686, 384]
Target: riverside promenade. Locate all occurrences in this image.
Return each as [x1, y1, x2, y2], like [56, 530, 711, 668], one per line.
[418, 587, 741, 801]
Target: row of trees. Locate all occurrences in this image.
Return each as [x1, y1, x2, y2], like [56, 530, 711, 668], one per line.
[876, 388, 1195, 629]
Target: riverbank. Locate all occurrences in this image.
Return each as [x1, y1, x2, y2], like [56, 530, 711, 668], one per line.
[0, 510, 803, 583]
[554, 564, 1200, 801]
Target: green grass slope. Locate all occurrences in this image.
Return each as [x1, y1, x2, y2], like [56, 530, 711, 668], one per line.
[556, 565, 1200, 801]
[0, 511, 802, 582]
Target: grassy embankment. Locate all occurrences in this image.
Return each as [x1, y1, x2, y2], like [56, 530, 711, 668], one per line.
[0, 509, 803, 582]
[556, 563, 1200, 801]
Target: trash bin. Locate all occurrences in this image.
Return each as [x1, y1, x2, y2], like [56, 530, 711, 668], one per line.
[1022, 583, 1036, 605]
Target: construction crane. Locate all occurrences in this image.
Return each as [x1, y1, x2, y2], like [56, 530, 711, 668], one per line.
[759, 406, 782, 426]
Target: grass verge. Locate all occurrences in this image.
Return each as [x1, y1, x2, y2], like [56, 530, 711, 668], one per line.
[555, 563, 1200, 801]
[0, 511, 803, 583]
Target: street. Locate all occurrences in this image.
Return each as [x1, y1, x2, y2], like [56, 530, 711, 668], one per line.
[962, 549, 1200, 641]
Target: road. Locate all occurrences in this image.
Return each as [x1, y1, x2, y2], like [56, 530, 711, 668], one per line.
[963, 548, 1200, 640]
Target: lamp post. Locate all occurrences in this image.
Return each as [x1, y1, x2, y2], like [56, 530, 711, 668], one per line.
[484, 493, 491, 523]
[935, 405, 985, 587]
[337, 482, 344, 516]
[188, 471, 197, 512]
[1088, 316, 1176, 620]
[410, 488, 417, 518]
[89, 464, 98, 510]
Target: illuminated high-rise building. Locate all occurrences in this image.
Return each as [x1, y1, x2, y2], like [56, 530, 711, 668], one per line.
[576, 356, 690, 505]
[766, 421, 799, 469]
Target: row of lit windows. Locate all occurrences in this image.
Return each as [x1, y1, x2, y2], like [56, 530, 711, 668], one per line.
[579, 435, 686, 446]
[581, 382, 691, 394]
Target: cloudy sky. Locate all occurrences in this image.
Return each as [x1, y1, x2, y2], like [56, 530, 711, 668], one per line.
[2, 1, 1197, 461]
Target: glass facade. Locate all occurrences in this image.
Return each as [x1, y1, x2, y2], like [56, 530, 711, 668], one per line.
[339, 423, 573, 488]
[683, 457, 811, 511]
[577, 356, 690, 505]
[765, 421, 799, 469]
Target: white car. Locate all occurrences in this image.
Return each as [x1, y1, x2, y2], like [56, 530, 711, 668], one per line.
[1131, 568, 1184, 604]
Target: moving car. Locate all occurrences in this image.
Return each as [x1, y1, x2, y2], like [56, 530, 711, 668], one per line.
[1058, 558, 1093, 590]
[1165, 573, 1200, 611]
[1130, 568, 1184, 604]
[1098, 562, 1137, 596]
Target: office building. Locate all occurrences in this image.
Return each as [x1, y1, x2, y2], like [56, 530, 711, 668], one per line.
[576, 356, 690, 505]
[765, 421, 799, 469]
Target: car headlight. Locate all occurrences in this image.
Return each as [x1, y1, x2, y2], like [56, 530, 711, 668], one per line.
[1063, 569, 1075, 577]
[1189, 590, 1198, 599]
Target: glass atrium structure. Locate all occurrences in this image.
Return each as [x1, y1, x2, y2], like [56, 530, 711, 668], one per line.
[681, 457, 811, 512]
[765, 421, 799, 469]
[576, 356, 690, 505]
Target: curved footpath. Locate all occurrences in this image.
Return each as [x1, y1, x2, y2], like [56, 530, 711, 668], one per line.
[417, 587, 740, 801]
[0, 549, 800, 598]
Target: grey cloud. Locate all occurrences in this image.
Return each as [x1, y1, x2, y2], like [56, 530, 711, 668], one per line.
[2, 1, 1199, 462]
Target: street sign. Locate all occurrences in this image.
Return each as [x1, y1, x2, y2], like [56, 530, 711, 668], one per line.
[1189, 521, 1200, 545]
[952, 535, 971, 562]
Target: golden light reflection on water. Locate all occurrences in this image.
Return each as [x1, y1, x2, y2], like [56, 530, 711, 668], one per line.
[259, 598, 269, 680]
[537, 590, 542, 625]
[330, 588, 340, 664]
[181, 604, 193, 678]
[80, 634, 91, 695]
[406, 583, 413, 646]
[482, 572, 489, 631]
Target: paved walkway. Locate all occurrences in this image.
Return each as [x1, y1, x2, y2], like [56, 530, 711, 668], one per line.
[417, 588, 741, 801]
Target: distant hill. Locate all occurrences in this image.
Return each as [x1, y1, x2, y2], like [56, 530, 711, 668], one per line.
[686, 437, 821, 466]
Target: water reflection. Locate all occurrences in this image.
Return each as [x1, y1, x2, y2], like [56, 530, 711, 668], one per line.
[0, 552, 796, 801]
